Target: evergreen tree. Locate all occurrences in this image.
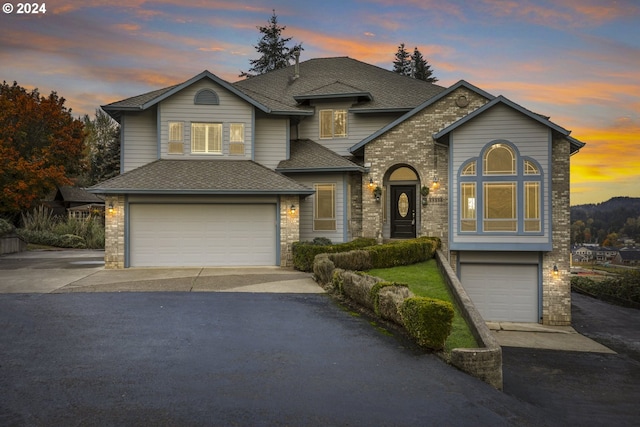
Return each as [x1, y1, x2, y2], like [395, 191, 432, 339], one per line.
[83, 109, 120, 185]
[392, 43, 412, 76]
[411, 47, 438, 83]
[240, 10, 302, 78]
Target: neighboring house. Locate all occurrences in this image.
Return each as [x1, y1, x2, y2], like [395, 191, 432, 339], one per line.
[44, 186, 105, 219]
[91, 57, 585, 325]
[613, 249, 640, 266]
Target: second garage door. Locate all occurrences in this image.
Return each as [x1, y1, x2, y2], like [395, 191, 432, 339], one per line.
[459, 252, 540, 323]
[130, 204, 277, 267]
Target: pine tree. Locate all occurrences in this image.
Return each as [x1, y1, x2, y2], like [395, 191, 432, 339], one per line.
[84, 109, 120, 185]
[240, 10, 302, 78]
[411, 47, 438, 83]
[392, 43, 412, 76]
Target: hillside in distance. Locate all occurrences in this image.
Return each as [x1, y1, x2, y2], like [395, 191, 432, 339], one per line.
[571, 197, 640, 244]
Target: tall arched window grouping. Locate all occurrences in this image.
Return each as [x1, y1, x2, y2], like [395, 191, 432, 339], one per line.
[459, 141, 542, 233]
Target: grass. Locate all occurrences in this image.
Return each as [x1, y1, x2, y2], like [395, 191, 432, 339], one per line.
[369, 259, 478, 353]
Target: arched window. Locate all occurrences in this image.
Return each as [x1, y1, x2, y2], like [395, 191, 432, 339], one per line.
[194, 89, 219, 105]
[458, 142, 543, 234]
[484, 143, 515, 175]
[389, 167, 418, 181]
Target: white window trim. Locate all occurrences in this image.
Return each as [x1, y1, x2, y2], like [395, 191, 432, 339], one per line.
[319, 109, 347, 139]
[191, 122, 222, 154]
[313, 183, 336, 231]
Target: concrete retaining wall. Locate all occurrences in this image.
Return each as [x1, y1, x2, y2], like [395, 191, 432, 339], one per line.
[436, 250, 503, 390]
[0, 235, 27, 255]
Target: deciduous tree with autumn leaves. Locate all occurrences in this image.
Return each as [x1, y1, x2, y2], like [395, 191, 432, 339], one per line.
[0, 81, 85, 220]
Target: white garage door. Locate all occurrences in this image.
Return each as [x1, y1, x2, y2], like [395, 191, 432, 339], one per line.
[130, 204, 277, 267]
[460, 258, 539, 323]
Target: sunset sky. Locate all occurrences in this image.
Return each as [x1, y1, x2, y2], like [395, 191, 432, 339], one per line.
[1, 0, 638, 205]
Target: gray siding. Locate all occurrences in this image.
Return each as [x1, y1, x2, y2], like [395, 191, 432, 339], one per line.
[158, 79, 253, 159]
[450, 104, 551, 247]
[255, 117, 288, 169]
[297, 100, 402, 156]
[290, 173, 346, 243]
[122, 108, 157, 172]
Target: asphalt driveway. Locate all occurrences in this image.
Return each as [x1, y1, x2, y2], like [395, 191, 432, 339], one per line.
[1, 250, 638, 425]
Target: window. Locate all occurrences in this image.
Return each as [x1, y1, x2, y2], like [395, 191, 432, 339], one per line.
[461, 183, 476, 231]
[484, 144, 515, 175]
[168, 122, 184, 154]
[314, 184, 336, 231]
[484, 182, 517, 231]
[458, 142, 543, 234]
[229, 123, 245, 155]
[461, 161, 476, 176]
[320, 109, 347, 138]
[191, 123, 222, 154]
[524, 182, 541, 231]
[194, 89, 219, 105]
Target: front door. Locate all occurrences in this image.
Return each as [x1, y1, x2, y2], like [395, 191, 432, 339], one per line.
[390, 186, 416, 238]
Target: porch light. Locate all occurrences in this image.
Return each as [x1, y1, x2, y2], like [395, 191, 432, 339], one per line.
[368, 178, 374, 189]
[108, 202, 114, 214]
[290, 204, 296, 214]
[553, 265, 559, 276]
[432, 177, 440, 189]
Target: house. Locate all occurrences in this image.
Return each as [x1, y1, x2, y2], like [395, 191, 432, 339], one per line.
[613, 249, 640, 266]
[44, 185, 105, 219]
[90, 57, 584, 325]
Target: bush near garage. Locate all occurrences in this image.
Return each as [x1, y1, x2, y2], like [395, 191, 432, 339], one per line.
[292, 237, 377, 271]
[0, 218, 15, 237]
[400, 297, 454, 350]
[16, 229, 87, 249]
[572, 273, 640, 307]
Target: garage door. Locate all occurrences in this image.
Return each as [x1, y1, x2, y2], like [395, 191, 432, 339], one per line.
[130, 204, 277, 267]
[459, 256, 539, 323]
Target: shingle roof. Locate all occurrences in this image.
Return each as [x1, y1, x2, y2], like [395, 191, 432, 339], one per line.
[87, 160, 314, 195]
[59, 186, 104, 203]
[233, 57, 446, 114]
[276, 139, 365, 173]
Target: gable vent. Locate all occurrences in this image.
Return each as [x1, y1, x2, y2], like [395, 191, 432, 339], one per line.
[194, 89, 219, 105]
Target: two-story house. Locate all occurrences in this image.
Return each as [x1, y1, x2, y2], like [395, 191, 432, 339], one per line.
[91, 57, 584, 325]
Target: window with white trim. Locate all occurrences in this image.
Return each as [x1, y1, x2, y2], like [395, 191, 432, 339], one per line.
[320, 109, 347, 138]
[191, 123, 222, 154]
[168, 122, 184, 154]
[229, 123, 245, 155]
[314, 183, 336, 231]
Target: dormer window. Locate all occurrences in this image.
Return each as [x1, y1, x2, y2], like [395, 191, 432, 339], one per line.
[194, 89, 219, 105]
[320, 109, 347, 139]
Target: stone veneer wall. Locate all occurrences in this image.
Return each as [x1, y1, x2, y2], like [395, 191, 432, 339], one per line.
[348, 172, 363, 240]
[280, 195, 300, 267]
[361, 87, 490, 254]
[542, 137, 572, 325]
[104, 195, 125, 269]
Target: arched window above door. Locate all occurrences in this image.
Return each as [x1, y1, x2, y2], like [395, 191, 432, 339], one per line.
[389, 167, 418, 181]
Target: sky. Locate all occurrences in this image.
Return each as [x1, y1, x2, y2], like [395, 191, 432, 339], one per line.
[1, 0, 638, 205]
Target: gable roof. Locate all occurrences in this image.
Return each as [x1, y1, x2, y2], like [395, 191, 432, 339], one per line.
[433, 95, 586, 154]
[233, 57, 446, 115]
[58, 186, 104, 203]
[276, 139, 365, 173]
[350, 80, 494, 153]
[87, 160, 313, 195]
[102, 70, 271, 121]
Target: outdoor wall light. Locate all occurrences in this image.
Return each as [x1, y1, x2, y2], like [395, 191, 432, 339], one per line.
[290, 204, 296, 214]
[368, 177, 374, 189]
[432, 177, 440, 189]
[108, 202, 114, 214]
[553, 265, 559, 276]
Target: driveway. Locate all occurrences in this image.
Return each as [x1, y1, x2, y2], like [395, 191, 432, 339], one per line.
[1, 250, 638, 425]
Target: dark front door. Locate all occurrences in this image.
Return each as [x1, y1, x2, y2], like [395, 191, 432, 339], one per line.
[390, 186, 416, 238]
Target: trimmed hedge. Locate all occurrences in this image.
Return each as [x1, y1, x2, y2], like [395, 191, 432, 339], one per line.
[400, 297, 454, 350]
[293, 238, 377, 271]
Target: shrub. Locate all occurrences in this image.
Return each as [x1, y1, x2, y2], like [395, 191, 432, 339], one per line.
[370, 281, 409, 316]
[21, 206, 58, 231]
[59, 234, 87, 249]
[293, 238, 377, 271]
[368, 237, 439, 268]
[327, 250, 373, 271]
[400, 296, 454, 350]
[0, 218, 15, 237]
[572, 272, 640, 305]
[16, 229, 86, 249]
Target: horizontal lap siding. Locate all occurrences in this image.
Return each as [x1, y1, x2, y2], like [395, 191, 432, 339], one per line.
[159, 80, 253, 159]
[255, 117, 288, 169]
[122, 109, 157, 172]
[293, 173, 346, 243]
[451, 104, 550, 246]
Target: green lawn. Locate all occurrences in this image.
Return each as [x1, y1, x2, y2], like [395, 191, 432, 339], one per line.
[368, 259, 478, 352]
